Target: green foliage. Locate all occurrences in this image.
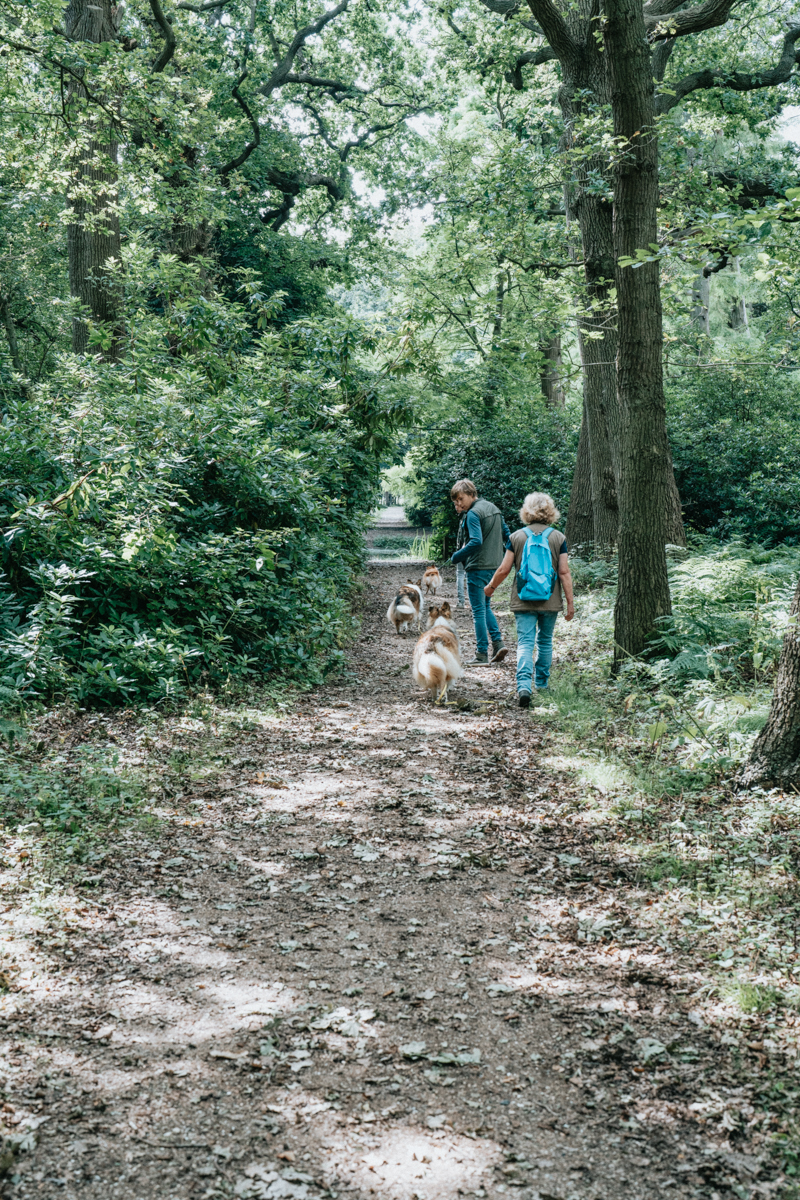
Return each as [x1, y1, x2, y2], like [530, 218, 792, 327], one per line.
[0, 740, 141, 835]
[0, 285, 408, 707]
[668, 369, 800, 544]
[406, 412, 578, 550]
[645, 540, 799, 682]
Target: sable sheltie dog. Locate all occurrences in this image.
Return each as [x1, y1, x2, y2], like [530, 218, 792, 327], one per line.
[421, 564, 442, 595]
[412, 601, 463, 702]
[387, 582, 423, 636]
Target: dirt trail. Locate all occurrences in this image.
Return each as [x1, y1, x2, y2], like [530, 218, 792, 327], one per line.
[1, 564, 759, 1200]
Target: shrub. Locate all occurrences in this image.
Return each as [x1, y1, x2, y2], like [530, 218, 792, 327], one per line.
[406, 411, 578, 553]
[0, 303, 401, 707]
[668, 368, 800, 544]
[647, 541, 800, 681]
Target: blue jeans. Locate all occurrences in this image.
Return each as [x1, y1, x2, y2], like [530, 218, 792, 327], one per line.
[515, 610, 559, 692]
[457, 563, 466, 606]
[466, 570, 502, 655]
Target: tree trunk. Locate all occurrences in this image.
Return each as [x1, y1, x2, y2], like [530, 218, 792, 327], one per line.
[540, 333, 564, 408]
[604, 0, 674, 667]
[1, 298, 23, 375]
[558, 44, 621, 551]
[565, 400, 595, 551]
[545, 8, 686, 552]
[65, 0, 124, 360]
[691, 270, 710, 336]
[728, 257, 749, 330]
[740, 578, 800, 789]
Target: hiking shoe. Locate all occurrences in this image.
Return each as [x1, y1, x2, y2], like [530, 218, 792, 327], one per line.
[456, 602, 466, 609]
[467, 652, 489, 666]
[490, 642, 508, 664]
[518, 691, 531, 709]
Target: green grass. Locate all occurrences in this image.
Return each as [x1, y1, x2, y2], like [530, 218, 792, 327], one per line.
[408, 534, 435, 560]
[729, 982, 786, 1014]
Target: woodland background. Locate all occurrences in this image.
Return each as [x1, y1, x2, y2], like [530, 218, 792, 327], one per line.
[0, 0, 799, 757]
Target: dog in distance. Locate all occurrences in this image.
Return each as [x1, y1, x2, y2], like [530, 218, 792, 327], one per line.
[387, 582, 423, 636]
[412, 601, 463, 702]
[421, 564, 442, 595]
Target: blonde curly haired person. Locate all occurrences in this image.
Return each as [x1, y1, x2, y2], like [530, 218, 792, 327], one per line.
[482, 491, 574, 707]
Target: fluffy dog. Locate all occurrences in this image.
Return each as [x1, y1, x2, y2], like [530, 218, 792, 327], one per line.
[387, 582, 423, 636]
[412, 601, 463, 702]
[421, 564, 442, 595]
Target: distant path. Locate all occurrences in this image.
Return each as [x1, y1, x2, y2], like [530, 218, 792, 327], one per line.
[2, 563, 751, 1200]
[367, 505, 433, 563]
[371, 504, 410, 527]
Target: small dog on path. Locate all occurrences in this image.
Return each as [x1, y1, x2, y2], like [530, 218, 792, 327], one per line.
[387, 582, 423, 636]
[421, 564, 442, 595]
[412, 601, 463, 702]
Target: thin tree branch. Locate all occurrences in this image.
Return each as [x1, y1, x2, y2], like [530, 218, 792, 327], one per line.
[505, 45, 557, 89]
[259, 168, 344, 230]
[710, 170, 788, 204]
[479, 0, 523, 14]
[0, 33, 120, 121]
[524, 0, 579, 65]
[257, 0, 351, 98]
[657, 23, 800, 112]
[283, 72, 365, 94]
[149, 0, 177, 72]
[417, 281, 487, 357]
[216, 0, 261, 175]
[506, 255, 584, 271]
[643, 0, 683, 16]
[645, 0, 736, 41]
[176, 0, 234, 10]
[217, 72, 261, 174]
[651, 36, 675, 81]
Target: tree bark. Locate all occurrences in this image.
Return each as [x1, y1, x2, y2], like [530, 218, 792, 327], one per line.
[728, 258, 748, 329]
[1, 299, 23, 376]
[557, 38, 621, 551]
[65, 0, 124, 360]
[605, 0, 674, 666]
[540, 332, 564, 408]
[554, 24, 683, 551]
[565, 400, 595, 550]
[691, 270, 710, 335]
[740, 578, 800, 789]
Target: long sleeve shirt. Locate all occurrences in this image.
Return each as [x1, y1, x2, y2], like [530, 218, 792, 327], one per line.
[451, 506, 511, 565]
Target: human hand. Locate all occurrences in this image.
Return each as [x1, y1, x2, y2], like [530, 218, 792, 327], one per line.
[484, 584, 494, 597]
[565, 602, 575, 622]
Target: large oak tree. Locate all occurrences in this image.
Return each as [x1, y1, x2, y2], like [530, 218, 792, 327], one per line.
[467, 0, 800, 657]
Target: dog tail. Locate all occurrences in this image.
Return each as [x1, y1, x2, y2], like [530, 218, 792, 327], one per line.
[414, 650, 448, 695]
[394, 602, 416, 617]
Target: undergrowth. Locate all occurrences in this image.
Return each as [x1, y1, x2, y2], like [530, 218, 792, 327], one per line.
[541, 538, 800, 1185]
[0, 274, 408, 710]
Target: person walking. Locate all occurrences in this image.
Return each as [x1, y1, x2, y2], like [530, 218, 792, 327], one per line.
[449, 479, 510, 665]
[483, 491, 574, 707]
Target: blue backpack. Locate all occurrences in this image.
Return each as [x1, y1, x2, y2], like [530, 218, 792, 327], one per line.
[517, 526, 556, 602]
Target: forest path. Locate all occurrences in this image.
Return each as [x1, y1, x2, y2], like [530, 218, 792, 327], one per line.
[2, 565, 758, 1200]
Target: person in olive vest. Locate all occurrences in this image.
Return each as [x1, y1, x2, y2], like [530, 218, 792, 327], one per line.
[449, 479, 510, 665]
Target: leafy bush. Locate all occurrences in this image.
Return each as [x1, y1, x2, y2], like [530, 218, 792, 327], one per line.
[647, 541, 800, 681]
[668, 369, 800, 544]
[0, 280, 405, 707]
[406, 411, 578, 553]
[0, 741, 141, 835]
